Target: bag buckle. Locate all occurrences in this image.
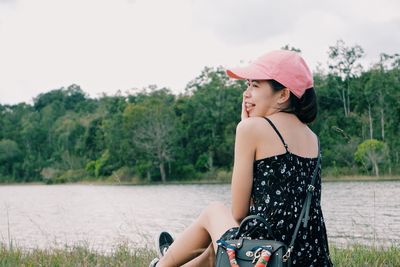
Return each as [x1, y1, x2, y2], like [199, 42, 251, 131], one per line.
[245, 251, 254, 257]
[282, 246, 293, 262]
[252, 248, 263, 264]
[307, 184, 315, 192]
[252, 248, 272, 265]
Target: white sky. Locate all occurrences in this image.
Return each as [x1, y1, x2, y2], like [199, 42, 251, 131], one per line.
[0, 0, 399, 105]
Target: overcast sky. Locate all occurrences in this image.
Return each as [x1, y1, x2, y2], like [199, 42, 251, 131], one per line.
[0, 0, 399, 105]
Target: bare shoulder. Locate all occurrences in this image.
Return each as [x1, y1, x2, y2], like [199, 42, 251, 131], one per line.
[236, 117, 274, 147]
[236, 117, 268, 135]
[235, 118, 266, 154]
[237, 117, 266, 129]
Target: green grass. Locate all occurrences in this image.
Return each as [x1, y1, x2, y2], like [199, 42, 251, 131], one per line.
[330, 245, 400, 267]
[0, 243, 156, 267]
[1, 243, 399, 267]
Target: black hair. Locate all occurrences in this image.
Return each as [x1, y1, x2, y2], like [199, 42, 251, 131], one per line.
[266, 80, 317, 124]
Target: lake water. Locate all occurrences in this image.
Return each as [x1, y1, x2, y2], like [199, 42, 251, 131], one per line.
[0, 181, 399, 252]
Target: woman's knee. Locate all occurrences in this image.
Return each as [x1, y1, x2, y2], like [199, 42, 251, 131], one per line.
[199, 201, 235, 227]
[198, 202, 224, 221]
[203, 202, 230, 217]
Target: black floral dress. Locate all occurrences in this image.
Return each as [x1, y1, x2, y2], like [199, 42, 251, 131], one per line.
[220, 117, 333, 266]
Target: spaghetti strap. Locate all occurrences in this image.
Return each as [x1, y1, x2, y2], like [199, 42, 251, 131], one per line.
[263, 117, 289, 153]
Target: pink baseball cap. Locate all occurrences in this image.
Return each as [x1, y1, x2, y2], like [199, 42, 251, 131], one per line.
[226, 50, 313, 98]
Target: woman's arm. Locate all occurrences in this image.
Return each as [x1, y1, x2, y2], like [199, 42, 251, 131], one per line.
[231, 119, 257, 223]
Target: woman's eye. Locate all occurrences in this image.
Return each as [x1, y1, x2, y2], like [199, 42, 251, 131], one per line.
[246, 81, 259, 88]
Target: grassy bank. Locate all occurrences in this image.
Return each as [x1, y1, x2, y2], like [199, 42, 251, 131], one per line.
[330, 245, 400, 267]
[0, 244, 156, 267]
[1, 243, 399, 267]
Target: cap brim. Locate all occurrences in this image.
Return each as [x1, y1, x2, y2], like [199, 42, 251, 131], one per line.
[226, 65, 272, 80]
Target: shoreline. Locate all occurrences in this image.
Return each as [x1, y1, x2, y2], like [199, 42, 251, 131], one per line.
[322, 175, 400, 183]
[0, 175, 400, 186]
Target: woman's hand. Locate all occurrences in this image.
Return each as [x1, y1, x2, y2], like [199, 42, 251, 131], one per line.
[241, 92, 249, 121]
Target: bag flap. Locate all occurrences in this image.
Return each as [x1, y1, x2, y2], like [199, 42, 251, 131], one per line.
[220, 239, 287, 261]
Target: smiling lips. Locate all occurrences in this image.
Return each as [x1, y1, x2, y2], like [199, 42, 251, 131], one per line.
[245, 102, 256, 111]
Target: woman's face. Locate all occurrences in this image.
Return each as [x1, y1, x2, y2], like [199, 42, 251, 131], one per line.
[243, 80, 283, 117]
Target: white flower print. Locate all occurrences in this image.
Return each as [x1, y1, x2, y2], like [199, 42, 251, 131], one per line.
[247, 131, 331, 266]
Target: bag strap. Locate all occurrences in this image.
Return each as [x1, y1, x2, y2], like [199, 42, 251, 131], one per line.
[236, 215, 275, 239]
[231, 138, 321, 262]
[283, 137, 321, 261]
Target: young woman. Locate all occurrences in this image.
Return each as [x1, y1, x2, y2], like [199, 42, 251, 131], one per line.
[149, 50, 333, 266]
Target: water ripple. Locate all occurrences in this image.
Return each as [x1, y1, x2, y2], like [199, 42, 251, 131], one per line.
[0, 181, 399, 251]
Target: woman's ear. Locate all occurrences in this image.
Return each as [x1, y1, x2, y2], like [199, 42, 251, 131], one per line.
[277, 88, 290, 104]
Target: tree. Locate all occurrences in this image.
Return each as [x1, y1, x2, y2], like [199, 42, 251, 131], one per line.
[0, 139, 22, 179]
[124, 88, 178, 182]
[328, 40, 364, 117]
[1, 40, 400, 183]
[372, 53, 400, 141]
[52, 115, 86, 169]
[33, 84, 87, 112]
[281, 44, 301, 53]
[354, 139, 388, 176]
[182, 67, 242, 172]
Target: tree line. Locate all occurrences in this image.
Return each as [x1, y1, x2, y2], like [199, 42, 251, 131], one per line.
[0, 40, 399, 183]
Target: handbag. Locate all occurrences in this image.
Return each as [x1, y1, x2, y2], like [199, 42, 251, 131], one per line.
[215, 139, 321, 267]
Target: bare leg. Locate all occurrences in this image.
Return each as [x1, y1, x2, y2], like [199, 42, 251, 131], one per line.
[157, 202, 238, 267]
[181, 245, 215, 267]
